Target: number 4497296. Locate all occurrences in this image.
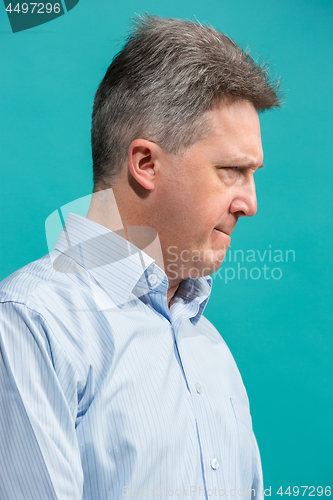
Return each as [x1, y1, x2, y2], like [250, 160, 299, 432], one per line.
[277, 487, 331, 497]
[6, 3, 61, 14]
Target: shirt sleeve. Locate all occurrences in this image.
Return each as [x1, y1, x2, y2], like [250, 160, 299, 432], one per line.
[251, 431, 263, 500]
[0, 301, 83, 500]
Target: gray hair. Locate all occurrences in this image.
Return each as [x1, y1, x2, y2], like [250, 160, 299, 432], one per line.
[91, 14, 281, 190]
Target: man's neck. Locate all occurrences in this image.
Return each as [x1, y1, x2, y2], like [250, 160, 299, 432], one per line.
[87, 190, 183, 308]
[167, 283, 181, 308]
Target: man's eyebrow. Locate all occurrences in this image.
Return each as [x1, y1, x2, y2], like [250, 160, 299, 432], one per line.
[242, 162, 265, 169]
[237, 159, 265, 169]
[216, 159, 265, 169]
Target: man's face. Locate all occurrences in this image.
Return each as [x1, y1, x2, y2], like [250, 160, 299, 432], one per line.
[150, 99, 264, 283]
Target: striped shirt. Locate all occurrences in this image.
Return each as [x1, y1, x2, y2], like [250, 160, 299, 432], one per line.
[0, 212, 263, 500]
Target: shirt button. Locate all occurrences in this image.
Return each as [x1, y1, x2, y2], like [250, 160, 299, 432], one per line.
[195, 383, 203, 394]
[210, 458, 219, 470]
[147, 273, 158, 286]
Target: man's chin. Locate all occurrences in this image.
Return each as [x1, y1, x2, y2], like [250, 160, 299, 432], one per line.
[184, 257, 226, 279]
[198, 247, 229, 276]
[199, 258, 225, 277]
[213, 228, 231, 245]
[164, 244, 229, 281]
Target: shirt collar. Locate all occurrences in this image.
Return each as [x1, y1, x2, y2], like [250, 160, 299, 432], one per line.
[172, 275, 213, 325]
[54, 213, 155, 307]
[54, 213, 212, 320]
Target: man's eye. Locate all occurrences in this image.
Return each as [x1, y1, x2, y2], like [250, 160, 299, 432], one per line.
[229, 167, 239, 171]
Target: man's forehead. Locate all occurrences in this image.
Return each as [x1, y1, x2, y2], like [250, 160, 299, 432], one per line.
[205, 103, 263, 165]
[194, 127, 264, 168]
[211, 99, 259, 121]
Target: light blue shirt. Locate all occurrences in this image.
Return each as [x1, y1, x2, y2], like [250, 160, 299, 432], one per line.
[0, 213, 263, 500]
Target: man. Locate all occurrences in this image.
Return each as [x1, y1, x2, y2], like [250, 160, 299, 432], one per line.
[0, 15, 280, 500]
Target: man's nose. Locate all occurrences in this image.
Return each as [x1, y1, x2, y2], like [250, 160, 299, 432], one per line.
[229, 176, 257, 218]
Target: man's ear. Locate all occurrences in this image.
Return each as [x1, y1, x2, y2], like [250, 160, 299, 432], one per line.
[127, 139, 159, 192]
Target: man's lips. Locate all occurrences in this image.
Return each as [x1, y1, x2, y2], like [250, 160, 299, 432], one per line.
[214, 227, 231, 236]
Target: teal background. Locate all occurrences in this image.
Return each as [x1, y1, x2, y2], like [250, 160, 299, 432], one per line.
[1, 0, 332, 495]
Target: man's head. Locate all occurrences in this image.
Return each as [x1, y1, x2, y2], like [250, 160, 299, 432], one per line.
[89, 15, 281, 284]
[91, 14, 280, 190]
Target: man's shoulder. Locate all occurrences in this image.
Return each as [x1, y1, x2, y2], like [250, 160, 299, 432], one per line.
[0, 253, 54, 305]
[0, 251, 81, 310]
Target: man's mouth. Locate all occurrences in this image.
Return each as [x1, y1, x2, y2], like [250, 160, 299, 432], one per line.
[214, 228, 230, 236]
